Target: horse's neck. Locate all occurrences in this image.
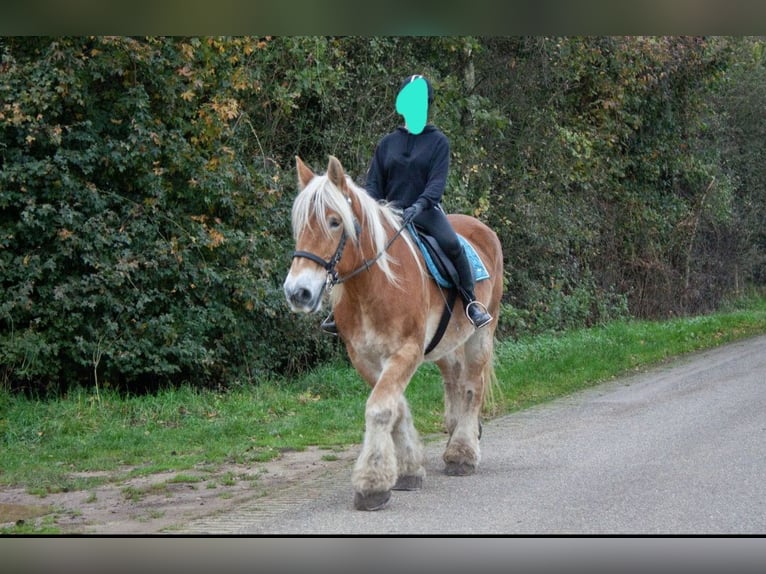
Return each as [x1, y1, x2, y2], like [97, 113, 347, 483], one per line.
[343, 225, 417, 303]
[332, 224, 429, 348]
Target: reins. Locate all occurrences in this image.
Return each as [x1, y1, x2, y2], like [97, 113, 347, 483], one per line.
[292, 220, 408, 293]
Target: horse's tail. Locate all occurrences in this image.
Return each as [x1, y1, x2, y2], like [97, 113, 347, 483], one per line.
[481, 339, 500, 416]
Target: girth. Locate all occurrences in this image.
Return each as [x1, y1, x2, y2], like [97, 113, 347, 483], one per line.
[411, 225, 463, 356]
[425, 287, 458, 355]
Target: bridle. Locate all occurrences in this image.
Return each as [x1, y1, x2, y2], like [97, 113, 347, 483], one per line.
[291, 218, 407, 294]
[291, 228, 350, 294]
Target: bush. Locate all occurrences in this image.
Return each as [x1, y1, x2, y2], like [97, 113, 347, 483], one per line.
[2, 36, 764, 394]
[0, 37, 342, 393]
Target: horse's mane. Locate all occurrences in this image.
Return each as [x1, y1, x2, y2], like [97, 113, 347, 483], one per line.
[291, 172, 422, 286]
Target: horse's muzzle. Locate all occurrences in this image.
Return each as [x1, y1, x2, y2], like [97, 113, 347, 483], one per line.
[283, 272, 325, 313]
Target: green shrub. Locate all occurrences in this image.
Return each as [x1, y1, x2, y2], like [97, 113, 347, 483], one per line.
[0, 37, 341, 392]
[1, 36, 764, 393]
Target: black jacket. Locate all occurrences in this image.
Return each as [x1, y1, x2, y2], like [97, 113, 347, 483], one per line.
[364, 125, 449, 211]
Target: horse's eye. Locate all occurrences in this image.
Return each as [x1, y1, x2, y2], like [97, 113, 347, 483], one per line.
[328, 216, 342, 230]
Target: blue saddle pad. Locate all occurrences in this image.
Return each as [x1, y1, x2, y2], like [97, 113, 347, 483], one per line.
[408, 226, 490, 289]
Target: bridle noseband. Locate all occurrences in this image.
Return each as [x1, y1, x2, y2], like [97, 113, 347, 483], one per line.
[292, 229, 350, 293]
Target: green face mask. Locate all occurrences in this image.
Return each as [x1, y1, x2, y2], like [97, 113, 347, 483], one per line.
[395, 76, 429, 135]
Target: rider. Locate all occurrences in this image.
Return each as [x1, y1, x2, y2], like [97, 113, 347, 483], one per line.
[321, 74, 492, 334]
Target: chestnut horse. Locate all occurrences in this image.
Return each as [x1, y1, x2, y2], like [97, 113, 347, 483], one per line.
[283, 155, 503, 510]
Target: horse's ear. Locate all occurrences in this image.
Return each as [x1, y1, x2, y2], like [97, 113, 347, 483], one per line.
[296, 156, 314, 190]
[327, 155, 345, 188]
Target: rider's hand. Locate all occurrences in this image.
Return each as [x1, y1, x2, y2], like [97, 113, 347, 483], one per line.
[402, 203, 424, 225]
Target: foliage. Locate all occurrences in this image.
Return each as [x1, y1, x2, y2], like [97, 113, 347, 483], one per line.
[0, 37, 340, 392]
[2, 296, 764, 495]
[474, 37, 743, 329]
[1, 36, 765, 392]
[710, 37, 766, 288]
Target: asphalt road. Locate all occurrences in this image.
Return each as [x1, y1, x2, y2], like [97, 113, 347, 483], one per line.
[180, 334, 766, 535]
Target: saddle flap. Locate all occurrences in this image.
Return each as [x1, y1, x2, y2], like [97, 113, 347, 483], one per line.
[418, 231, 460, 287]
[408, 224, 489, 289]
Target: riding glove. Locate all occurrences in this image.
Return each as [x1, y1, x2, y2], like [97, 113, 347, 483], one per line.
[402, 202, 424, 225]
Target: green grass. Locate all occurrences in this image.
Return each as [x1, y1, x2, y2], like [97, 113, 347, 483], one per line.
[0, 514, 59, 535]
[2, 295, 765, 499]
[491, 295, 766, 414]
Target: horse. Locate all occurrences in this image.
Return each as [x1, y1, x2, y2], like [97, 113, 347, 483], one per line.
[283, 155, 504, 511]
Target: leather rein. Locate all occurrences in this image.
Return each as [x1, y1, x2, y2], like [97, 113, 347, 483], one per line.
[291, 220, 407, 294]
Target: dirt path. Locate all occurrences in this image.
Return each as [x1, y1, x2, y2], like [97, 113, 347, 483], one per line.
[0, 445, 358, 534]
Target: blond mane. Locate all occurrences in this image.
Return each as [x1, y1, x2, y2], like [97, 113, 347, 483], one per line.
[291, 171, 422, 286]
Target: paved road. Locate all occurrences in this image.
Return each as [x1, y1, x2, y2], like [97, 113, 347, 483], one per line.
[180, 335, 766, 535]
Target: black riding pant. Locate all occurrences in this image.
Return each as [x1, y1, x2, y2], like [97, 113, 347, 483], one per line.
[411, 204, 462, 259]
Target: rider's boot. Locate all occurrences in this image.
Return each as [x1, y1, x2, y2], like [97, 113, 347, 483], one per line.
[320, 312, 338, 335]
[453, 246, 493, 329]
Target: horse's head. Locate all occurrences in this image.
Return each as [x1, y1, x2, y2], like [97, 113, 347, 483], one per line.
[284, 155, 415, 315]
[283, 155, 359, 313]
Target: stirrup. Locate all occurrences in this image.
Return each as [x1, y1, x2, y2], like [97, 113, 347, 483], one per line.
[465, 300, 493, 329]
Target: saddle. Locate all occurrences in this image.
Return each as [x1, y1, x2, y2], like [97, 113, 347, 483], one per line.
[407, 224, 491, 354]
[407, 224, 490, 289]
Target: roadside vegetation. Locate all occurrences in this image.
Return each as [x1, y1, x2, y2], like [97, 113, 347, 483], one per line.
[2, 293, 764, 514]
[3, 36, 766, 532]
[3, 37, 766, 394]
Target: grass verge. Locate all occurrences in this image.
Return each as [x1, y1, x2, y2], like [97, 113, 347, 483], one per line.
[2, 295, 765, 502]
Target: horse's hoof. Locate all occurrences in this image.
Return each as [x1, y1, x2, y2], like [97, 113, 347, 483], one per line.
[393, 475, 423, 491]
[353, 489, 391, 511]
[444, 462, 477, 476]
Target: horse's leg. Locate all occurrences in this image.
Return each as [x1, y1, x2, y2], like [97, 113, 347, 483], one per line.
[351, 342, 421, 510]
[437, 329, 493, 476]
[391, 395, 426, 490]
